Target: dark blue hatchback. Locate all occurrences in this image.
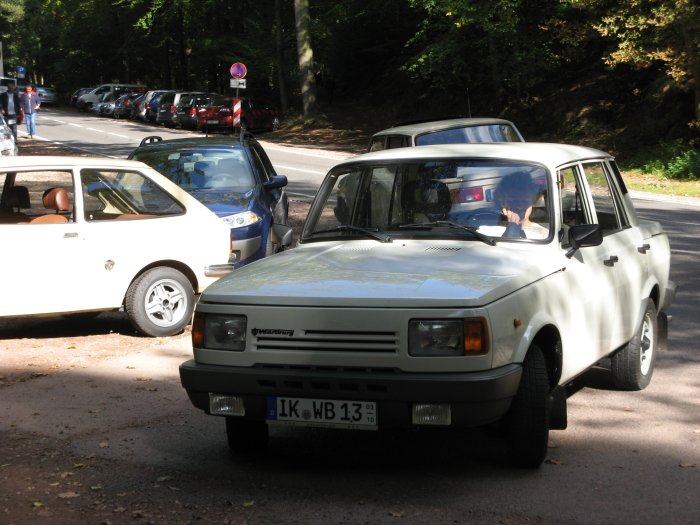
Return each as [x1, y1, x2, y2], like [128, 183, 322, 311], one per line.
[129, 135, 292, 267]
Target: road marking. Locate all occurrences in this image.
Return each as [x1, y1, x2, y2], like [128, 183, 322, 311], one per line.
[86, 128, 105, 133]
[108, 132, 129, 139]
[68, 123, 83, 128]
[274, 164, 325, 175]
[262, 143, 351, 161]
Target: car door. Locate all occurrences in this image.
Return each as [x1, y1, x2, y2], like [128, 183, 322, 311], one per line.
[557, 163, 623, 380]
[579, 159, 646, 344]
[76, 167, 191, 308]
[0, 169, 93, 316]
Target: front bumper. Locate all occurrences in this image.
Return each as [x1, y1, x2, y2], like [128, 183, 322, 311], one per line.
[180, 360, 522, 428]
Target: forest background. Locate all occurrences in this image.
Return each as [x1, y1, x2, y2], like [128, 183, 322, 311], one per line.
[0, 0, 698, 182]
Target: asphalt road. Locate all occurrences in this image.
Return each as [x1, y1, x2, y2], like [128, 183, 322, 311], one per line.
[29, 107, 350, 200]
[1, 109, 698, 524]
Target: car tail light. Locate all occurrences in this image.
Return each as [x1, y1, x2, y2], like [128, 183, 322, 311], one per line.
[189, 108, 196, 116]
[451, 186, 484, 203]
[170, 105, 176, 114]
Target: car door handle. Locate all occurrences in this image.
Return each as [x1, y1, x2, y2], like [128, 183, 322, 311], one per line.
[638, 243, 650, 254]
[604, 255, 619, 267]
[63, 232, 79, 238]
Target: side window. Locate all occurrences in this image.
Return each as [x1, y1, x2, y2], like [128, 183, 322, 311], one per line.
[580, 161, 629, 233]
[0, 170, 74, 224]
[81, 169, 184, 221]
[387, 135, 408, 149]
[249, 143, 274, 182]
[559, 165, 590, 228]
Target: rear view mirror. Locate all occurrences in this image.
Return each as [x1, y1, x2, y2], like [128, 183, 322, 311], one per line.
[565, 224, 602, 258]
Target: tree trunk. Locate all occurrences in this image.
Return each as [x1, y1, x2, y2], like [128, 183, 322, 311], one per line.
[294, 0, 316, 117]
[275, 0, 289, 113]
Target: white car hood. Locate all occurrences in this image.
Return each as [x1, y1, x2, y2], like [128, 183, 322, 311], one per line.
[202, 240, 563, 308]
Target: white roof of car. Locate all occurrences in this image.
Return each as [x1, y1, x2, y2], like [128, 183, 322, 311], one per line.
[340, 142, 612, 169]
[0, 156, 152, 170]
[371, 117, 520, 136]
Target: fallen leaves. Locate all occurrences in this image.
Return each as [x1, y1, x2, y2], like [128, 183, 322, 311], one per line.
[58, 491, 80, 499]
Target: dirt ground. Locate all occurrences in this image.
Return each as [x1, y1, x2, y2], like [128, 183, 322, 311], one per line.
[0, 134, 317, 525]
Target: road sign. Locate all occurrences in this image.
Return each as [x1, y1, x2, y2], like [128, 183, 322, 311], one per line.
[230, 78, 246, 89]
[232, 98, 242, 127]
[17, 66, 25, 79]
[230, 62, 247, 79]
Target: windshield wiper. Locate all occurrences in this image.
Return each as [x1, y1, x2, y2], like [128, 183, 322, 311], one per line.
[398, 221, 496, 246]
[310, 225, 393, 243]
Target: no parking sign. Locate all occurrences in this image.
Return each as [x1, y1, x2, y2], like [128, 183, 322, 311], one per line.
[230, 62, 247, 79]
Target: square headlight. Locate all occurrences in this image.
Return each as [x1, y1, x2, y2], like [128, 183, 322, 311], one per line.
[192, 313, 247, 351]
[408, 318, 488, 357]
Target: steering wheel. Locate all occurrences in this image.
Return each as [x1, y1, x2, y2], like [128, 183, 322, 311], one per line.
[463, 209, 504, 226]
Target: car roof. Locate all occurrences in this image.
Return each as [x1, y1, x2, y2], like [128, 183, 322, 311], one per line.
[130, 136, 254, 155]
[371, 117, 521, 137]
[336, 142, 612, 169]
[0, 156, 154, 171]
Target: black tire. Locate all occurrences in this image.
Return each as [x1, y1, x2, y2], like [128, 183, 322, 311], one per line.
[124, 267, 194, 337]
[611, 299, 657, 391]
[506, 345, 550, 468]
[225, 418, 269, 455]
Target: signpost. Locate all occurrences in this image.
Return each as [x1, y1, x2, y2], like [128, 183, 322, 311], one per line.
[229, 63, 247, 131]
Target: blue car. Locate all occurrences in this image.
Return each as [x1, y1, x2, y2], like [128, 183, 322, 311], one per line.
[129, 135, 292, 267]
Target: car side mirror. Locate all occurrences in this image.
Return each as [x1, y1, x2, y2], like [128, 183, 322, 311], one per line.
[264, 175, 288, 191]
[565, 224, 602, 258]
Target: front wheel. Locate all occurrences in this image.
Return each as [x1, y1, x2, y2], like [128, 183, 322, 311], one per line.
[611, 299, 657, 391]
[505, 345, 550, 468]
[125, 267, 194, 337]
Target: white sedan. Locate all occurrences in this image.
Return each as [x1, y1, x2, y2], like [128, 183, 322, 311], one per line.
[0, 156, 233, 336]
[180, 142, 675, 467]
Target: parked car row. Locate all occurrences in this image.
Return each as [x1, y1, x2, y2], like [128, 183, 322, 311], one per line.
[72, 84, 280, 133]
[15, 85, 60, 106]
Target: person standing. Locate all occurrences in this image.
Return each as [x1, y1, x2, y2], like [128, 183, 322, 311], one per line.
[0, 82, 21, 141]
[20, 85, 41, 138]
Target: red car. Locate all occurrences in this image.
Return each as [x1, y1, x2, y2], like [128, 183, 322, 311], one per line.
[196, 96, 280, 132]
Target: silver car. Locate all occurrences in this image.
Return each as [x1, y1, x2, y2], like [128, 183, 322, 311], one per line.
[36, 86, 60, 106]
[368, 117, 525, 151]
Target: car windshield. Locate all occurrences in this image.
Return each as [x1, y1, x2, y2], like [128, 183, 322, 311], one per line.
[133, 148, 255, 192]
[416, 124, 523, 145]
[302, 159, 551, 243]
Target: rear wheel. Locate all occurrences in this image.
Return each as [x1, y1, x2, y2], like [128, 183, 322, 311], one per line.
[506, 345, 550, 468]
[225, 418, 269, 455]
[611, 299, 657, 390]
[125, 267, 194, 337]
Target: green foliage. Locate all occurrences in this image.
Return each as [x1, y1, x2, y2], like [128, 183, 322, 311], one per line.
[626, 139, 700, 181]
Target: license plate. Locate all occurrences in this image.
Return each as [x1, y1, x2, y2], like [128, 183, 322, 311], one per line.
[206, 119, 219, 125]
[267, 396, 377, 430]
[7, 119, 15, 125]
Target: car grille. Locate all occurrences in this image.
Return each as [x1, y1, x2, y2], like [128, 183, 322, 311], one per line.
[254, 329, 398, 353]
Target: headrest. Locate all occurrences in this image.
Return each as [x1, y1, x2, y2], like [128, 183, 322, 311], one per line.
[42, 187, 70, 212]
[5, 185, 30, 209]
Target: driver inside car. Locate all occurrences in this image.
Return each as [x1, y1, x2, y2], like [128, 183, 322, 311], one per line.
[495, 171, 549, 239]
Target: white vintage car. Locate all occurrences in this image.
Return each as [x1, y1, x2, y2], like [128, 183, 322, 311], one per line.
[180, 143, 675, 467]
[0, 156, 233, 336]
